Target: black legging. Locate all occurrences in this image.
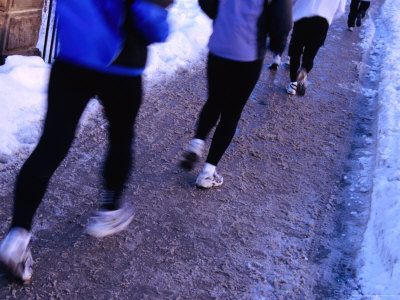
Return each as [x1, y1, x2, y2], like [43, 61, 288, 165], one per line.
[288, 16, 329, 82]
[195, 54, 263, 166]
[12, 60, 142, 230]
[348, 0, 370, 28]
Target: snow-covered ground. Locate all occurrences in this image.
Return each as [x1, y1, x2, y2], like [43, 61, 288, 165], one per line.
[0, 0, 399, 297]
[354, 0, 400, 297]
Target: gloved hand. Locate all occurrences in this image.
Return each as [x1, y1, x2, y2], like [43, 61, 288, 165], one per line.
[131, 0, 171, 43]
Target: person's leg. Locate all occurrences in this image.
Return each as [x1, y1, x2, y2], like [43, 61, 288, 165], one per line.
[195, 57, 262, 188]
[358, 1, 371, 18]
[287, 20, 306, 94]
[301, 17, 329, 74]
[1, 61, 93, 282]
[12, 61, 94, 231]
[180, 53, 225, 171]
[195, 53, 225, 140]
[293, 17, 329, 96]
[348, 0, 361, 28]
[205, 58, 263, 166]
[84, 74, 142, 238]
[97, 74, 142, 210]
[268, 32, 288, 70]
[289, 20, 308, 82]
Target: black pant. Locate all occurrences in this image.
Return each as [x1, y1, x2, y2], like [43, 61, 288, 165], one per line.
[348, 0, 370, 27]
[288, 17, 329, 82]
[12, 60, 142, 230]
[195, 54, 263, 166]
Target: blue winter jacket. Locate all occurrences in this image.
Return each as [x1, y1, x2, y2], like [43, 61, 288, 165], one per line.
[57, 0, 171, 76]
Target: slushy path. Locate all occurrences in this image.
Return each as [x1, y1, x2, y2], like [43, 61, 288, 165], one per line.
[0, 10, 377, 299]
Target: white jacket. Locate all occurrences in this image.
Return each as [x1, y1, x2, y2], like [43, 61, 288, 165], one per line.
[292, 0, 346, 25]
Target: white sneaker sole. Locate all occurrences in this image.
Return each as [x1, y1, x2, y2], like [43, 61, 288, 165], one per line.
[86, 207, 134, 238]
[196, 174, 223, 189]
[0, 249, 33, 283]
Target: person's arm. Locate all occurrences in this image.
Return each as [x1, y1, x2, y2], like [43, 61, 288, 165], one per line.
[198, 0, 219, 19]
[131, 0, 173, 43]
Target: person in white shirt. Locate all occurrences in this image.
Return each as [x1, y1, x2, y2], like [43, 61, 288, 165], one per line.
[286, 0, 346, 96]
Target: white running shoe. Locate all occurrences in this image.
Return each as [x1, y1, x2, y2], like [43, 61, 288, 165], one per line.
[286, 82, 297, 95]
[196, 170, 223, 189]
[0, 227, 33, 283]
[86, 205, 134, 238]
[348, 27, 354, 32]
[180, 139, 204, 171]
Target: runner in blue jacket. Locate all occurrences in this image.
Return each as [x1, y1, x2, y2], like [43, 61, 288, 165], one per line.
[0, 0, 173, 282]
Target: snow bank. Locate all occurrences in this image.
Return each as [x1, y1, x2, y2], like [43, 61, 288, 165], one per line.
[357, 0, 400, 296]
[144, 0, 211, 82]
[0, 56, 50, 161]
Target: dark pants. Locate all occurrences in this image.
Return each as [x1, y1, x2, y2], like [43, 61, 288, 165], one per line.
[195, 53, 263, 166]
[348, 0, 370, 27]
[12, 60, 142, 231]
[288, 17, 329, 82]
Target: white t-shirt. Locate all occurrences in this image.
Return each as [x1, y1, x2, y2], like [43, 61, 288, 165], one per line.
[293, 0, 346, 25]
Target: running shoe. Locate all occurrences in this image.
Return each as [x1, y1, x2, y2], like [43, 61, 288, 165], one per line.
[86, 205, 134, 238]
[180, 139, 204, 171]
[286, 82, 297, 95]
[269, 54, 281, 70]
[0, 227, 33, 283]
[296, 69, 308, 96]
[196, 170, 223, 189]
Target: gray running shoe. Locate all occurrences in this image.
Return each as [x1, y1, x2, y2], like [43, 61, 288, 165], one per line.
[86, 205, 134, 238]
[0, 227, 33, 283]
